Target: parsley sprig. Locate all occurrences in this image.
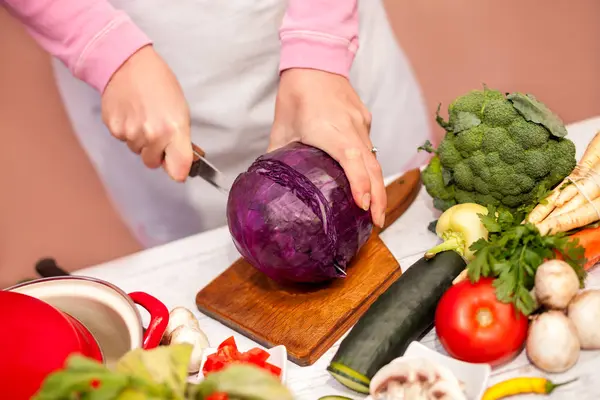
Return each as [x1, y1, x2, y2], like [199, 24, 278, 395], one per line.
[467, 205, 587, 316]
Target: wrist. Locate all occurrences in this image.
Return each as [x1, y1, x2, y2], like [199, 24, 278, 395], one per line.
[279, 35, 357, 79]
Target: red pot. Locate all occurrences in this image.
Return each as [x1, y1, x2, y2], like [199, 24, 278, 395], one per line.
[1, 276, 170, 400]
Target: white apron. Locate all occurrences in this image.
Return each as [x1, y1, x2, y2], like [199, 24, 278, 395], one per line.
[52, 0, 431, 248]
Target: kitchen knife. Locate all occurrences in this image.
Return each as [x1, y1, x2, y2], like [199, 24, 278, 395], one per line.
[189, 143, 231, 193]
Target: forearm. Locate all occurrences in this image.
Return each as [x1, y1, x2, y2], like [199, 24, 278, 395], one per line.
[279, 0, 359, 78]
[2, 0, 151, 92]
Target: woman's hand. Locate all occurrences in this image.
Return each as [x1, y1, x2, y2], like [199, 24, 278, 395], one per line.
[101, 45, 193, 182]
[269, 68, 386, 228]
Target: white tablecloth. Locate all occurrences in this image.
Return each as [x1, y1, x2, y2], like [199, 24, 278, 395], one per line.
[77, 117, 600, 399]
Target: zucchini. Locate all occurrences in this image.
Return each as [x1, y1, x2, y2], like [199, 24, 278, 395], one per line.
[317, 397, 354, 400]
[328, 251, 466, 393]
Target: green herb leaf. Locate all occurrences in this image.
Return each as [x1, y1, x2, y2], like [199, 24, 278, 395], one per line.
[467, 208, 587, 315]
[506, 92, 568, 138]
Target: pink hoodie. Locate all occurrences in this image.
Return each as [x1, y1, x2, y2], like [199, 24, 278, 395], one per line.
[1, 0, 358, 93]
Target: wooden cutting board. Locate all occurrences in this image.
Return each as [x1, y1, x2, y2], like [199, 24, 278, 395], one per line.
[196, 169, 422, 366]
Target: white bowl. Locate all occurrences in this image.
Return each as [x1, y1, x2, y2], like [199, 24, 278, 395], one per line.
[188, 344, 287, 384]
[366, 341, 491, 400]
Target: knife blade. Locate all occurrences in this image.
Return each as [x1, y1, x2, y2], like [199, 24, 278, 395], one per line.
[189, 143, 231, 193]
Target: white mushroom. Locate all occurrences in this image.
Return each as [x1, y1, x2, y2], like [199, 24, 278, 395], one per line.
[568, 289, 600, 349]
[534, 260, 580, 310]
[170, 325, 210, 374]
[526, 310, 580, 373]
[162, 306, 201, 344]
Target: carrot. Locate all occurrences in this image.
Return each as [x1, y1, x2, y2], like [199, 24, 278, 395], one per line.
[535, 197, 600, 235]
[568, 225, 600, 270]
[528, 130, 600, 224]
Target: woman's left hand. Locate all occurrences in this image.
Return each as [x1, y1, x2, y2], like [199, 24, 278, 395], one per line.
[269, 68, 386, 228]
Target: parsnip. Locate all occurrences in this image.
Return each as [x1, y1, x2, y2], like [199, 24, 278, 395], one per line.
[536, 196, 600, 235]
[548, 188, 600, 218]
[528, 131, 600, 224]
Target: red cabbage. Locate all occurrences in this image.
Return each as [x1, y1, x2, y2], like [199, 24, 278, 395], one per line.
[226, 142, 373, 283]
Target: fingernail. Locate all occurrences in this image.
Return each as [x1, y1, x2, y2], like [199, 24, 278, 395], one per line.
[362, 193, 371, 211]
[379, 213, 386, 229]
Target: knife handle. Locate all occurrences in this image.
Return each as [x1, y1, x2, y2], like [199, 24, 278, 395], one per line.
[192, 143, 206, 161]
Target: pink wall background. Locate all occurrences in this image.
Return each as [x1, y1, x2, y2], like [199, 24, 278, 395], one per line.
[1, 2, 599, 286]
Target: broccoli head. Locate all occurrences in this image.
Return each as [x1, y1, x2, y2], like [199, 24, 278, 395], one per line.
[421, 86, 576, 212]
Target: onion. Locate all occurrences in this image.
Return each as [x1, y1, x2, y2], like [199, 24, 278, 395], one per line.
[568, 289, 600, 349]
[227, 142, 373, 283]
[534, 260, 579, 310]
[526, 310, 580, 373]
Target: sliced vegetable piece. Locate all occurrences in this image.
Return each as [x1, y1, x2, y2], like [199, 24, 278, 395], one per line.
[318, 396, 354, 400]
[327, 362, 371, 394]
[261, 362, 282, 378]
[243, 347, 271, 364]
[218, 336, 237, 351]
[328, 251, 466, 393]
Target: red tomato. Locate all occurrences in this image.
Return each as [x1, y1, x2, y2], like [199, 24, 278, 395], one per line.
[435, 277, 529, 367]
[202, 354, 227, 376]
[203, 337, 282, 379]
[206, 393, 228, 400]
[243, 347, 271, 364]
[218, 336, 237, 351]
[217, 337, 241, 360]
[262, 362, 282, 377]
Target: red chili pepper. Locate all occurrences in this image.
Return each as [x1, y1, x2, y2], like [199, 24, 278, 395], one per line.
[90, 379, 101, 389]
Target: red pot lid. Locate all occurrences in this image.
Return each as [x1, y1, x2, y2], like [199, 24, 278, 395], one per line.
[0, 291, 102, 399]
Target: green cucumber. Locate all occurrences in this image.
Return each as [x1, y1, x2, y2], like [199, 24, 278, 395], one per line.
[328, 251, 466, 392]
[317, 397, 354, 400]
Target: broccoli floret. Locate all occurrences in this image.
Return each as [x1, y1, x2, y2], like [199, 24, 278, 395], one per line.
[422, 85, 577, 212]
[437, 135, 463, 168]
[421, 156, 456, 211]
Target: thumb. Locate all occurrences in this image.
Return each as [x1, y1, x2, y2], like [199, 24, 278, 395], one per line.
[163, 131, 193, 182]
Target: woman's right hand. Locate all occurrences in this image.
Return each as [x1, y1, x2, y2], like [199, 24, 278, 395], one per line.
[101, 45, 193, 182]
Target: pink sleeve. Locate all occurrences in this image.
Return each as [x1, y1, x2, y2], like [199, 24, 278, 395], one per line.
[279, 0, 359, 78]
[2, 0, 152, 93]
